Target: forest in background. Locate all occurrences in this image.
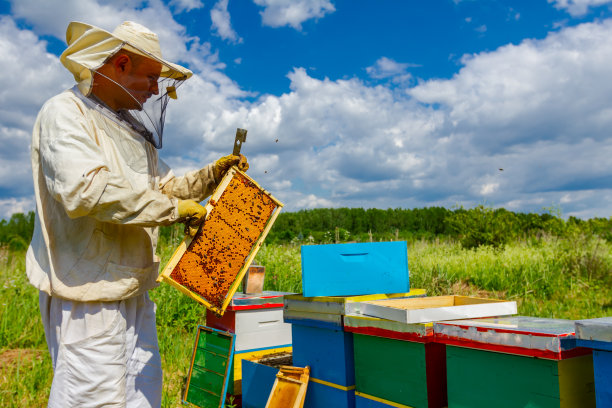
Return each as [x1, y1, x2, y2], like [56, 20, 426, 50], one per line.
[2, 206, 611, 250]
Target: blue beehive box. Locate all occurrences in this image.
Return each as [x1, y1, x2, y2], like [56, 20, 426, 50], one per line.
[241, 359, 278, 408]
[292, 324, 355, 387]
[305, 379, 355, 408]
[301, 241, 409, 297]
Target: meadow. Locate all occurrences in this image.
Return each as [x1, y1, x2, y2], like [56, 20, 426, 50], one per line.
[0, 224, 610, 406]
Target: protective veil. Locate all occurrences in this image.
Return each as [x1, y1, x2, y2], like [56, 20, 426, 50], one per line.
[60, 21, 192, 148]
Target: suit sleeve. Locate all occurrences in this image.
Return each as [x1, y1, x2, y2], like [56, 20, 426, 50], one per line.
[158, 158, 218, 202]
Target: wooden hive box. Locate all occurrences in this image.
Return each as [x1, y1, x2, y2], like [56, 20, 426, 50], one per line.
[435, 316, 596, 408]
[158, 167, 283, 315]
[344, 314, 446, 408]
[300, 241, 410, 297]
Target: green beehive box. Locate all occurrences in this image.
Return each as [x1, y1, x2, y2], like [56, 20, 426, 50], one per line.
[445, 345, 594, 408]
[184, 326, 236, 408]
[353, 333, 446, 408]
[435, 317, 596, 408]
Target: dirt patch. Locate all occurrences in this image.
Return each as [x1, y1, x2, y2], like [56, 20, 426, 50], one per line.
[0, 348, 45, 368]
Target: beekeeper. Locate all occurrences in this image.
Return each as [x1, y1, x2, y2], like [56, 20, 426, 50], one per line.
[26, 21, 247, 407]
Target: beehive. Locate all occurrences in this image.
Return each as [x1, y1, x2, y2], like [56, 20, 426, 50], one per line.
[158, 166, 283, 315]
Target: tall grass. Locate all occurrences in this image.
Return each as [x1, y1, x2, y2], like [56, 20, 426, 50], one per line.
[1, 233, 610, 406]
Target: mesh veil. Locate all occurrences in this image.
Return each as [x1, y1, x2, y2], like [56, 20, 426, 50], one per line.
[92, 65, 186, 149]
[118, 76, 184, 149]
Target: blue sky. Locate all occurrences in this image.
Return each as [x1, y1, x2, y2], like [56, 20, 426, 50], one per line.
[1, 0, 612, 219]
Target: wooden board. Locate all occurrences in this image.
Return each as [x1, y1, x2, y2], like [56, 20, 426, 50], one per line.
[359, 295, 516, 324]
[265, 366, 310, 408]
[158, 167, 283, 315]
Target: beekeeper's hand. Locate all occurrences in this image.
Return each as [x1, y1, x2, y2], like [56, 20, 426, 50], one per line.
[213, 154, 249, 181]
[177, 199, 207, 237]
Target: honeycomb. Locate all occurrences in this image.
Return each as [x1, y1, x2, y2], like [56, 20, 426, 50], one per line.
[170, 172, 277, 310]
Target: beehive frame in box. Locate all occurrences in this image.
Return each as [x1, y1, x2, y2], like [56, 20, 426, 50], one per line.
[158, 166, 283, 315]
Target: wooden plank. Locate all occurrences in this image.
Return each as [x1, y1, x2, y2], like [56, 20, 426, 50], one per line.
[158, 167, 283, 315]
[265, 366, 310, 408]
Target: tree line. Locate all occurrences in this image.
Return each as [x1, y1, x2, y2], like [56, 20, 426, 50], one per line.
[1, 207, 610, 251]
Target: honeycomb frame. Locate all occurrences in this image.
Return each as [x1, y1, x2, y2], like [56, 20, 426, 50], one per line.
[158, 166, 283, 315]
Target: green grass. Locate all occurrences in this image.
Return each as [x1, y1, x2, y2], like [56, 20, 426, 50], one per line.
[0, 234, 610, 406]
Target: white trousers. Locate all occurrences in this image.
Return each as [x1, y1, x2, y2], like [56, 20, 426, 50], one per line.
[40, 291, 162, 408]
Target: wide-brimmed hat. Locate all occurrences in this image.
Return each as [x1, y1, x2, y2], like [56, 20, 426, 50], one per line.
[60, 21, 192, 95]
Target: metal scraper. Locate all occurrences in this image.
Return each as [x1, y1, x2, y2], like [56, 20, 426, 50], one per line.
[233, 128, 247, 155]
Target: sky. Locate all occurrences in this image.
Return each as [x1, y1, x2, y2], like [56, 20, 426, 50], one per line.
[1, 0, 612, 220]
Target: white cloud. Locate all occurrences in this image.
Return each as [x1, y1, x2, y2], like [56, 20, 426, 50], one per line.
[252, 0, 336, 30]
[479, 183, 499, 195]
[170, 0, 205, 13]
[8, 0, 214, 67]
[1, 3, 612, 219]
[0, 17, 73, 207]
[549, 0, 612, 16]
[366, 57, 416, 84]
[0, 197, 35, 219]
[211, 0, 242, 43]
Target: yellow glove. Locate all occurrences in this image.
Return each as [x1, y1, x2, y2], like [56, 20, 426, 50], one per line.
[214, 154, 249, 181]
[177, 199, 207, 237]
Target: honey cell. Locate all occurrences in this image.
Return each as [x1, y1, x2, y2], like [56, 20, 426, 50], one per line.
[170, 172, 278, 309]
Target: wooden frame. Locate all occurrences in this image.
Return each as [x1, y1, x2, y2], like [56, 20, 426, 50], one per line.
[265, 366, 310, 408]
[158, 166, 283, 315]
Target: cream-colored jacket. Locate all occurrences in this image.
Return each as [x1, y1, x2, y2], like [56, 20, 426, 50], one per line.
[26, 87, 217, 301]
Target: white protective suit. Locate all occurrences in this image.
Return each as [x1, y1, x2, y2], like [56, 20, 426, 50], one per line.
[26, 21, 216, 407]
